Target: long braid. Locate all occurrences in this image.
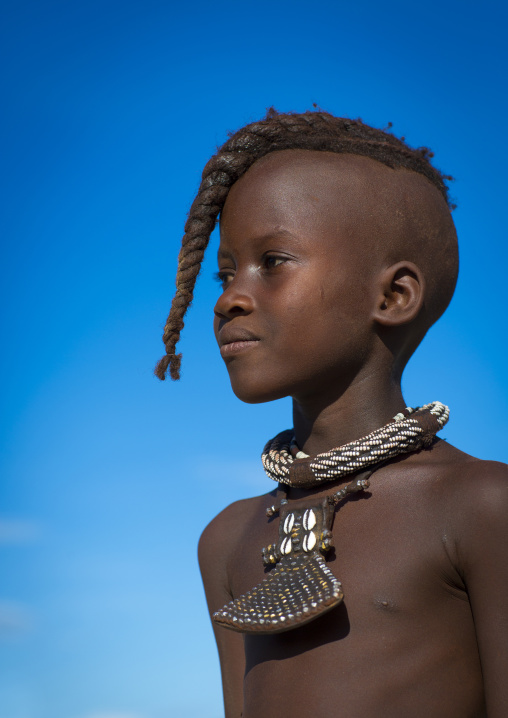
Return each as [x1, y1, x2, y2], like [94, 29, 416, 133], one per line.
[155, 109, 453, 380]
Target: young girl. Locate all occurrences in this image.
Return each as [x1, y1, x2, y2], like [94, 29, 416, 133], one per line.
[157, 110, 508, 718]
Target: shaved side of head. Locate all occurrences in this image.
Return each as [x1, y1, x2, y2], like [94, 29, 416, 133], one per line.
[232, 149, 458, 362]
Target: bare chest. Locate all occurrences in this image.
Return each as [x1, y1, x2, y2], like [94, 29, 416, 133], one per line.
[228, 485, 483, 717]
[229, 486, 455, 613]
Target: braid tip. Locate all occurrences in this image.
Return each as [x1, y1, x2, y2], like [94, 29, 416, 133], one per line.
[169, 353, 182, 381]
[154, 353, 182, 381]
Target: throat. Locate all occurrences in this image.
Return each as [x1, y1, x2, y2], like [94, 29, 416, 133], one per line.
[292, 375, 406, 456]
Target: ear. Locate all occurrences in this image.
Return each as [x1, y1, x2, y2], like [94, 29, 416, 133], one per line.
[372, 261, 425, 327]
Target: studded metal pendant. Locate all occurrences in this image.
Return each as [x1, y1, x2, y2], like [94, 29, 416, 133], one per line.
[212, 473, 371, 634]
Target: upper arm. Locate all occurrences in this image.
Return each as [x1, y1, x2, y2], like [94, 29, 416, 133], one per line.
[198, 503, 247, 718]
[457, 462, 508, 717]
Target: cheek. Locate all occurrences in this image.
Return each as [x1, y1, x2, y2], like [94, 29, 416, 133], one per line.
[290, 285, 374, 363]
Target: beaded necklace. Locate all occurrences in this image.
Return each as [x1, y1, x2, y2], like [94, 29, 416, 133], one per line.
[213, 402, 449, 634]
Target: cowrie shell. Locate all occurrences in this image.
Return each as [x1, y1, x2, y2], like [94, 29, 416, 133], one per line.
[303, 509, 316, 530]
[283, 513, 295, 534]
[281, 536, 292, 555]
[303, 531, 317, 552]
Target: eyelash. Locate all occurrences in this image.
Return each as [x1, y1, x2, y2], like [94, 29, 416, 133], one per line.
[214, 256, 288, 287]
[264, 256, 285, 269]
[214, 271, 233, 286]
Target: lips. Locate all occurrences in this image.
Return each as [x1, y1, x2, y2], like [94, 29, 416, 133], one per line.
[218, 326, 260, 357]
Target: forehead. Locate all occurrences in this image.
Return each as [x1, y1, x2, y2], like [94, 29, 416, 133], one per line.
[219, 150, 396, 251]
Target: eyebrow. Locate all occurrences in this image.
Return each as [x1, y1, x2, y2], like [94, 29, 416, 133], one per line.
[217, 229, 303, 260]
[217, 247, 234, 261]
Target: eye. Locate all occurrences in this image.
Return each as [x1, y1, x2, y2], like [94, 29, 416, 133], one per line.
[264, 255, 287, 269]
[213, 270, 234, 289]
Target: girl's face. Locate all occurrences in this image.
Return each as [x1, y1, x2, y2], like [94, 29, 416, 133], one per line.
[213, 150, 382, 406]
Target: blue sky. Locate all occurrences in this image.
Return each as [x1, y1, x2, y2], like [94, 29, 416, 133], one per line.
[1, 1, 507, 717]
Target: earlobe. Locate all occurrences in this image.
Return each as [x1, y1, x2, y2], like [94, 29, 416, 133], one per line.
[373, 261, 425, 327]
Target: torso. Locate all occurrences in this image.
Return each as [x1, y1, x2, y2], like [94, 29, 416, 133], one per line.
[221, 441, 486, 717]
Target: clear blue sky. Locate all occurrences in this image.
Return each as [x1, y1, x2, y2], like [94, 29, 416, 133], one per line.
[1, 1, 507, 717]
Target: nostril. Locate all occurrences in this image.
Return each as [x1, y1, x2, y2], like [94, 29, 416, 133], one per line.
[229, 304, 247, 314]
[214, 290, 254, 319]
[214, 303, 248, 319]
[214, 303, 239, 319]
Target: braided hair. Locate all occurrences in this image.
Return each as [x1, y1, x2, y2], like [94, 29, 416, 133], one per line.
[155, 108, 454, 381]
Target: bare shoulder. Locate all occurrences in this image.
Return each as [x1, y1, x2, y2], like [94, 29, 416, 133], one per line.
[457, 455, 508, 500]
[198, 490, 275, 601]
[434, 450, 508, 716]
[198, 491, 273, 557]
[452, 451, 508, 537]
[428, 440, 508, 504]
[387, 439, 508, 556]
[423, 441, 508, 561]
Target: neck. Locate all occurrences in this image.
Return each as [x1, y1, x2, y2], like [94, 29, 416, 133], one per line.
[292, 368, 405, 456]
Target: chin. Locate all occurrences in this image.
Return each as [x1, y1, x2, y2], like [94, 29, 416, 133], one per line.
[229, 376, 289, 405]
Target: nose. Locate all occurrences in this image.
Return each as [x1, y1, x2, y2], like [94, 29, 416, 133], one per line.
[214, 280, 255, 320]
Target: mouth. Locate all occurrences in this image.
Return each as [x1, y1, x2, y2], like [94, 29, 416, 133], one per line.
[220, 339, 260, 357]
[218, 328, 260, 358]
